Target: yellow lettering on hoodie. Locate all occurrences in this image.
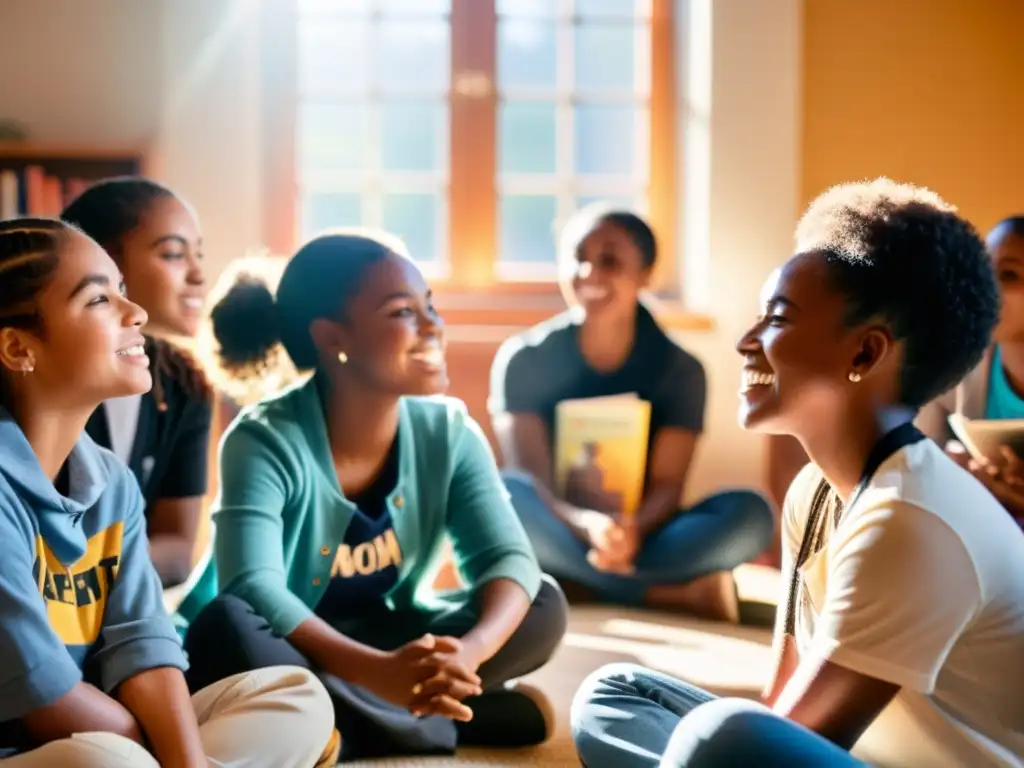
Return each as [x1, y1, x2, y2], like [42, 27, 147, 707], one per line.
[32, 521, 124, 646]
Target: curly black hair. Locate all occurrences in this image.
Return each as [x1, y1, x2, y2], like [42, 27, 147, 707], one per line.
[795, 178, 999, 408]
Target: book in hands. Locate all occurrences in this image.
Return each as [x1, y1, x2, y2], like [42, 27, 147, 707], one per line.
[947, 413, 1024, 464]
[554, 394, 651, 518]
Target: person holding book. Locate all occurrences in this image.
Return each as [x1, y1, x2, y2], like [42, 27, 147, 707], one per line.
[918, 215, 1024, 528]
[489, 205, 773, 623]
[0, 218, 338, 767]
[61, 178, 212, 589]
[572, 179, 1024, 767]
[179, 230, 567, 761]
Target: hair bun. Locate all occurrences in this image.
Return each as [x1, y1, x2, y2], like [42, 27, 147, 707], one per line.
[210, 274, 281, 369]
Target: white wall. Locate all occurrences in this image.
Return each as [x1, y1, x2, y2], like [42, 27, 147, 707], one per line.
[0, 0, 265, 277]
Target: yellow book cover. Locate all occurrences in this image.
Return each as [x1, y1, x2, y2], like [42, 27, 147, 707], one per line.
[554, 394, 651, 518]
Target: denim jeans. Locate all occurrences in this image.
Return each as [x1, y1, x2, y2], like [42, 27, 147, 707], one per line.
[572, 663, 867, 767]
[503, 472, 774, 604]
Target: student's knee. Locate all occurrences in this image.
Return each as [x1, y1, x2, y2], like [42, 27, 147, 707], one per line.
[501, 470, 544, 514]
[533, 575, 570, 658]
[571, 662, 648, 727]
[240, 666, 335, 744]
[184, 593, 254, 651]
[723, 490, 775, 554]
[662, 698, 785, 765]
[43, 733, 161, 768]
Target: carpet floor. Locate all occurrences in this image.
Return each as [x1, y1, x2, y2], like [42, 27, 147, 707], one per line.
[346, 565, 779, 766]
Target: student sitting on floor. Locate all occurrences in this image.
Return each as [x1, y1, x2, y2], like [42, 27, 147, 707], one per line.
[179, 230, 568, 762]
[0, 219, 337, 768]
[919, 215, 1024, 528]
[489, 205, 773, 623]
[571, 180, 1024, 767]
[62, 178, 212, 589]
[769, 215, 1024, 533]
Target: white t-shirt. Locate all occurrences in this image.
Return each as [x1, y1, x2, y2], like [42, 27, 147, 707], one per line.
[780, 440, 1024, 767]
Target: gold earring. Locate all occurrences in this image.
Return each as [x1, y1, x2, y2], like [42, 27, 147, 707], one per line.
[337, 351, 348, 365]
[848, 371, 862, 383]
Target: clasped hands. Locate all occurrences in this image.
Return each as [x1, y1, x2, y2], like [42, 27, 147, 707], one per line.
[946, 440, 1024, 521]
[579, 509, 640, 574]
[372, 634, 484, 722]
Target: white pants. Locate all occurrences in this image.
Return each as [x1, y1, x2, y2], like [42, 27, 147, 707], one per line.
[2, 666, 335, 768]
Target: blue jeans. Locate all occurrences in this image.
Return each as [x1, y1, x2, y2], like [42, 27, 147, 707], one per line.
[503, 472, 774, 604]
[572, 663, 867, 767]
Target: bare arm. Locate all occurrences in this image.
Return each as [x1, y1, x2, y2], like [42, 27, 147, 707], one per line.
[761, 634, 800, 707]
[21, 683, 143, 748]
[773, 658, 899, 749]
[116, 667, 205, 768]
[635, 428, 698, 537]
[492, 412, 591, 538]
[460, 578, 532, 666]
[147, 497, 204, 588]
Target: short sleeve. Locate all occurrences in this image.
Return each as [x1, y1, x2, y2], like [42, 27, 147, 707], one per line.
[0, 511, 82, 721]
[93, 472, 187, 692]
[810, 500, 980, 693]
[488, 337, 547, 417]
[158, 396, 212, 499]
[651, 349, 706, 432]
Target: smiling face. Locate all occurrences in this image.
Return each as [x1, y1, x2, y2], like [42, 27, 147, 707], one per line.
[316, 252, 448, 396]
[734, 252, 899, 436]
[0, 229, 151, 411]
[990, 229, 1024, 345]
[118, 194, 205, 338]
[563, 219, 651, 322]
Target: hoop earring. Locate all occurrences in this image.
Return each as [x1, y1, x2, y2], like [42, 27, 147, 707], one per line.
[337, 351, 348, 365]
[848, 371, 862, 383]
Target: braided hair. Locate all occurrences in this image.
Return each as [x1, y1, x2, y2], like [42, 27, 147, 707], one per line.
[61, 177, 199, 409]
[0, 218, 71, 410]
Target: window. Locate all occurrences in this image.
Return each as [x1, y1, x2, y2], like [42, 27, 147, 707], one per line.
[291, 0, 676, 293]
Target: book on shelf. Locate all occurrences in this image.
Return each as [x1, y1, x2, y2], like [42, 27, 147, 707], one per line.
[0, 146, 140, 220]
[554, 394, 651, 519]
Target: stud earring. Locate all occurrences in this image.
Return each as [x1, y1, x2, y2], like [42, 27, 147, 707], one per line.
[848, 371, 862, 383]
[337, 351, 348, 365]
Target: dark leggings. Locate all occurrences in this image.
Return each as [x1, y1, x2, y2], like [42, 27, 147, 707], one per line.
[504, 472, 774, 604]
[183, 576, 568, 761]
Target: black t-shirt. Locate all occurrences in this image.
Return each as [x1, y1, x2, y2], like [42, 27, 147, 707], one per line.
[86, 337, 212, 510]
[489, 304, 707, 470]
[315, 436, 403, 623]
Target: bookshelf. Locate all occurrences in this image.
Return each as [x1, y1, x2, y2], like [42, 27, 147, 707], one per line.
[0, 144, 143, 220]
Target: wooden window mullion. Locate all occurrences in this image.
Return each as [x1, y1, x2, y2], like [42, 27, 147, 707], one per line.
[449, 0, 497, 288]
[648, 0, 677, 295]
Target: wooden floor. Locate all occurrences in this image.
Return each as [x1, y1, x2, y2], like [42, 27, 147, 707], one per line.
[347, 566, 779, 767]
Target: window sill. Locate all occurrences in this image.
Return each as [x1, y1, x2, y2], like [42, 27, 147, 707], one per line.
[434, 286, 715, 343]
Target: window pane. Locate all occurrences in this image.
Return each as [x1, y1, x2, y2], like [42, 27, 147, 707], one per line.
[299, 0, 371, 15]
[574, 105, 639, 175]
[498, 19, 557, 90]
[382, 193, 441, 263]
[575, 23, 636, 91]
[380, 0, 450, 13]
[298, 103, 369, 173]
[575, 195, 639, 213]
[496, 0, 554, 16]
[381, 102, 444, 172]
[375, 21, 449, 91]
[499, 102, 556, 174]
[576, 0, 641, 16]
[298, 21, 369, 95]
[499, 195, 557, 263]
[301, 192, 362, 238]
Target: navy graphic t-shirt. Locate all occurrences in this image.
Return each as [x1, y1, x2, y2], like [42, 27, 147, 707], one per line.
[315, 437, 403, 623]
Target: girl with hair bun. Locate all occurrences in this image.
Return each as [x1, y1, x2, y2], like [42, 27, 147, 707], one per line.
[181, 229, 568, 761]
